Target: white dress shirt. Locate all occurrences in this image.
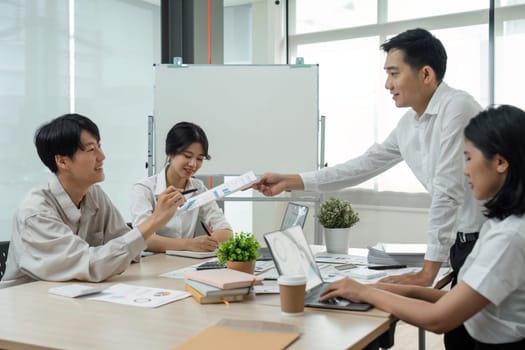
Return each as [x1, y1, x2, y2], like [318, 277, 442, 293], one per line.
[130, 167, 231, 238]
[1, 176, 146, 288]
[300, 82, 486, 261]
[460, 215, 525, 343]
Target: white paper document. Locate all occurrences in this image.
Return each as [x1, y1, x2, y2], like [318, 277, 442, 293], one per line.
[314, 253, 369, 265]
[85, 283, 190, 308]
[160, 261, 204, 279]
[254, 280, 280, 294]
[48, 284, 108, 298]
[367, 242, 432, 267]
[179, 171, 257, 211]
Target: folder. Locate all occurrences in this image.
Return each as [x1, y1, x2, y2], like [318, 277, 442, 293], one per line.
[174, 323, 300, 350]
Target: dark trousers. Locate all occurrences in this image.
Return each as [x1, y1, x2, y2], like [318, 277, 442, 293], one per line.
[474, 338, 525, 350]
[444, 232, 478, 350]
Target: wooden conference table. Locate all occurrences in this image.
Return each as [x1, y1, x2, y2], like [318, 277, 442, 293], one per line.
[0, 253, 394, 350]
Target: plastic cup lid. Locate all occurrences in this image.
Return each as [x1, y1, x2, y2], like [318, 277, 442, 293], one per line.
[278, 274, 307, 286]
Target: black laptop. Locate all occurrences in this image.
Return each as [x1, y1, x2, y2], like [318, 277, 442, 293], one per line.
[257, 202, 309, 261]
[264, 226, 372, 312]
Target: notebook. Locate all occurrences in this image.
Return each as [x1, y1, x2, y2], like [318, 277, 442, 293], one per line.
[166, 250, 217, 259]
[257, 202, 309, 261]
[264, 226, 372, 312]
[184, 268, 263, 290]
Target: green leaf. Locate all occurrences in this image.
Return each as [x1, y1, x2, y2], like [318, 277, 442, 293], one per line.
[318, 197, 360, 229]
[216, 231, 260, 263]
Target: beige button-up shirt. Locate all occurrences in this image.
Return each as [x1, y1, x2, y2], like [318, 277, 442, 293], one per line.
[1, 176, 146, 288]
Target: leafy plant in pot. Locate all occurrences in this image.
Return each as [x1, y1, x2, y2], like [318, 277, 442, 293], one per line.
[217, 232, 260, 274]
[318, 197, 359, 254]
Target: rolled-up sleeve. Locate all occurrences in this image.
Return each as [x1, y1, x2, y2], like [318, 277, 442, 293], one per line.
[18, 214, 145, 283]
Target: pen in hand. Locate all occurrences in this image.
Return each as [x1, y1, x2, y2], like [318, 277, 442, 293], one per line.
[155, 188, 197, 201]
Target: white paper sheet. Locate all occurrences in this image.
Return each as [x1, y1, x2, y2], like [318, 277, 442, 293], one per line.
[180, 171, 257, 212]
[85, 283, 190, 308]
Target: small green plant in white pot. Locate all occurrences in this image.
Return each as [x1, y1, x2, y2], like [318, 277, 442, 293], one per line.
[318, 197, 359, 254]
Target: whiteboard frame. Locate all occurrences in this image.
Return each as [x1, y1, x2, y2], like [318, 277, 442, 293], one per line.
[152, 64, 320, 176]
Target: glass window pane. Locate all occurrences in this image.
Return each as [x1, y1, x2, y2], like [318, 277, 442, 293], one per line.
[499, 0, 525, 6]
[0, 0, 69, 241]
[293, 0, 377, 35]
[495, 19, 525, 110]
[433, 25, 489, 107]
[388, 0, 487, 21]
[295, 38, 378, 163]
[224, 5, 252, 64]
[295, 37, 380, 190]
[75, 0, 160, 220]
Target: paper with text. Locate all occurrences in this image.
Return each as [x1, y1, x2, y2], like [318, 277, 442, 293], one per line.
[85, 283, 190, 308]
[180, 171, 257, 212]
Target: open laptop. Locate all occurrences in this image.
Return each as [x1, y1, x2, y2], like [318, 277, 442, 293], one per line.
[264, 226, 372, 311]
[257, 202, 309, 261]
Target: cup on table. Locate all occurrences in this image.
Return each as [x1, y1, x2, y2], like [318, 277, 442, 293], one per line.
[278, 274, 307, 316]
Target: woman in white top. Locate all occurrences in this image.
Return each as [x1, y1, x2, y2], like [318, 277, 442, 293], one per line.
[131, 122, 232, 253]
[321, 105, 525, 349]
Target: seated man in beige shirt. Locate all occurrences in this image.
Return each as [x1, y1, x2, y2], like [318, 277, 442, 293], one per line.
[1, 113, 185, 288]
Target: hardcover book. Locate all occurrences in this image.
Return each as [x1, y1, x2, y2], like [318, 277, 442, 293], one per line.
[185, 279, 251, 297]
[185, 284, 244, 304]
[184, 268, 263, 290]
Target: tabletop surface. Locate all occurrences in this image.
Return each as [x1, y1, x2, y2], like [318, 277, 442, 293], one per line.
[0, 253, 393, 350]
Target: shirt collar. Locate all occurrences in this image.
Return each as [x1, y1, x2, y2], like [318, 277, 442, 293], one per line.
[154, 166, 168, 196]
[49, 176, 99, 222]
[420, 81, 450, 117]
[155, 165, 196, 195]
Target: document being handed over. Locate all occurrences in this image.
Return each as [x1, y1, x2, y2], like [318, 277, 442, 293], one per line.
[180, 171, 258, 212]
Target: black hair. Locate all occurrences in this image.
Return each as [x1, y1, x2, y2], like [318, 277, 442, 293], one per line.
[165, 121, 211, 160]
[464, 105, 525, 219]
[34, 113, 100, 173]
[381, 28, 447, 82]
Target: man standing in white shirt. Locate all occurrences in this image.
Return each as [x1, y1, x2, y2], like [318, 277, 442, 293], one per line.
[1, 114, 185, 288]
[253, 28, 485, 288]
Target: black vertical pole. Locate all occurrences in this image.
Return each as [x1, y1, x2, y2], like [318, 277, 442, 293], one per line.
[161, 0, 194, 64]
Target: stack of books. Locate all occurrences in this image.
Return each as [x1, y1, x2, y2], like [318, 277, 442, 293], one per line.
[184, 268, 263, 304]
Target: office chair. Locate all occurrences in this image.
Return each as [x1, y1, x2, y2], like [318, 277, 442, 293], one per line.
[0, 241, 9, 280]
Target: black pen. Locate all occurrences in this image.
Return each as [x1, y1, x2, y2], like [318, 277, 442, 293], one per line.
[155, 188, 197, 200]
[368, 264, 407, 270]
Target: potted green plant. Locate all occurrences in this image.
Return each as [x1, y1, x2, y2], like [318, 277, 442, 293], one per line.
[318, 197, 359, 254]
[217, 232, 260, 274]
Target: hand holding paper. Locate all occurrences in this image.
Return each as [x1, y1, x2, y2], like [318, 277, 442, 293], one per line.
[180, 171, 257, 211]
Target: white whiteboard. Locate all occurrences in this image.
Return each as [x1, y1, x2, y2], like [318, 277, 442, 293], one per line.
[153, 64, 319, 175]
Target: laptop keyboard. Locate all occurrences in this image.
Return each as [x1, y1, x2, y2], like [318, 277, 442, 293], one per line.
[322, 297, 352, 306]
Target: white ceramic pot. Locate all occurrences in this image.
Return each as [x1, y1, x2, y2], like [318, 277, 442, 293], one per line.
[323, 227, 351, 254]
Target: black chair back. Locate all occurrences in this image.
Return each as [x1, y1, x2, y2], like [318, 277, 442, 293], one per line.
[0, 241, 9, 280]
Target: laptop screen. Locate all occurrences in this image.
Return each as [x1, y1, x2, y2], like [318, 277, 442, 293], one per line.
[264, 226, 323, 291]
[280, 203, 309, 230]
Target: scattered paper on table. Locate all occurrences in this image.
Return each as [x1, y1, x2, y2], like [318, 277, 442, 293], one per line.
[85, 283, 190, 308]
